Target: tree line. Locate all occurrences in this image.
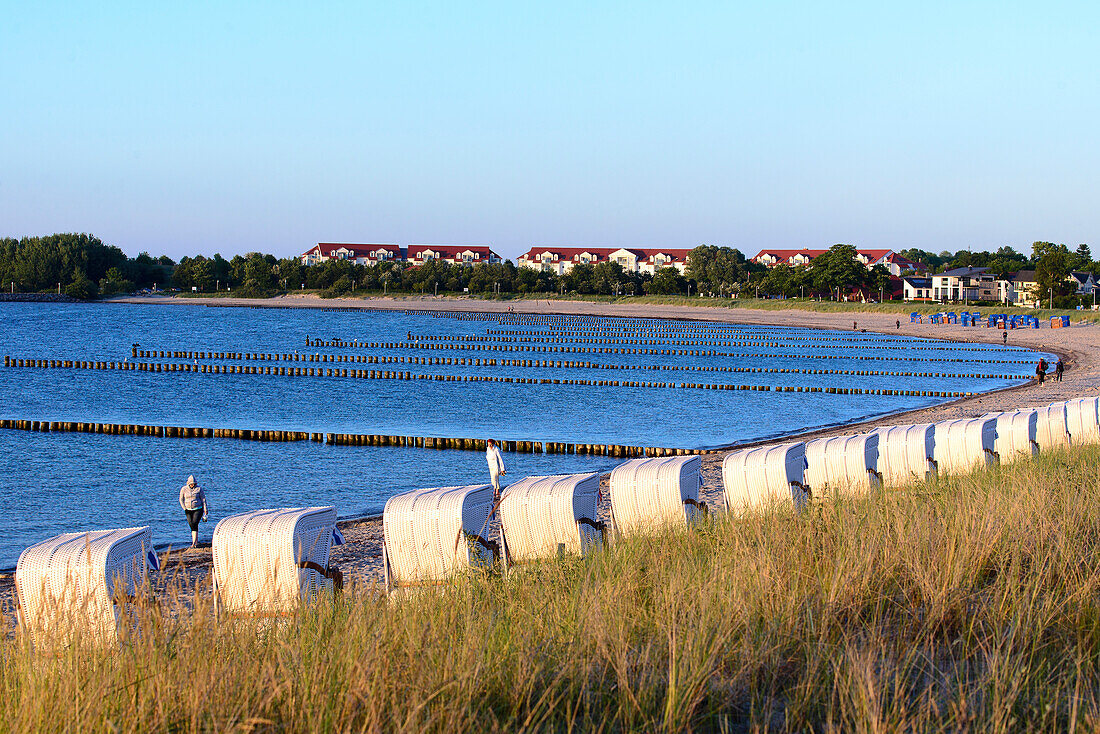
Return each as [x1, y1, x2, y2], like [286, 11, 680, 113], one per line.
[1, 234, 1094, 303]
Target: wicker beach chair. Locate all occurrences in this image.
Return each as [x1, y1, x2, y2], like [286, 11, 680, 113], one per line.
[932, 417, 999, 475]
[608, 455, 705, 537]
[212, 507, 343, 617]
[382, 485, 497, 592]
[804, 434, 882, 497]
[871, 424, 937, 487]
[1022, 404, 1071, 451]
[497, 473, 605, 569]
[721, 441, 809, 514]
[983, 411, 1039, 462]
[1056, 398, 1100, 446]
[15, 526, 158, 646]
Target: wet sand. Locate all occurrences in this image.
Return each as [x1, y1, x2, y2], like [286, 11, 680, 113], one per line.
[5, 295, 1096, 599]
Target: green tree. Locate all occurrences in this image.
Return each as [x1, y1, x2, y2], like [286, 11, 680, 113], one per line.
[191, 257, 214, 292]
[1031, 241, 1074, 304]
[685, 246, 748, 295]
[1071, 243, 1092, 272]
[64, 269, 97, 300]
[645, 267, 686, 295]
[809, 244, 869, 294]
[898, 249, 943, 270]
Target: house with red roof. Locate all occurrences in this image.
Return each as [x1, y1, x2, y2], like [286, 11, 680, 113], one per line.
[299, 243, 501, 267]
[752, 249, 827, 267]
[406, 245, 502, 267]
[300, 243, 402, 266]
[517, 246, 693, 275]
[752, 248, 927, 275]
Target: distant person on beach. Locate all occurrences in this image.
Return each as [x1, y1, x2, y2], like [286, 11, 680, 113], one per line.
[1036, 359, 1047, 385]
[178, 475, 208, 548]
[1056, 358, 1064, 382]
[896, 319, 900, 329]
[486, 439, 507, 500]
[1002, 330, 1008, 345]
[853, 321, 857, 330]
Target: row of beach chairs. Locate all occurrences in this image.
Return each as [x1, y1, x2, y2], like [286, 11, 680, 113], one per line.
[14, 397, 1100, 643]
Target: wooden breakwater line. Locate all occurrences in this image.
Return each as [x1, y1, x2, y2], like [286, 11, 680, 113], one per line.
[114, 349, 1026, 380]
[3, 358, 977, 398]
[415, 333, 1016, 353]
[294, 340, 1037, 365]
[0, 419, 694, 457]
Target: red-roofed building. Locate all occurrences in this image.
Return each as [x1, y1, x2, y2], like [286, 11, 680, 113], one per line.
[517, 246, 693, 275]
[300, 243, 402, 266]
[300, 243, 501, 267]
[752, 249, 827, 267]
[752, 248, 927, 275]
[406, 245, 502, 266]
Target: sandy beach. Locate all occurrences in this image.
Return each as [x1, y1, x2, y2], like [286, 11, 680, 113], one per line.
[5, 295, 1097, 603]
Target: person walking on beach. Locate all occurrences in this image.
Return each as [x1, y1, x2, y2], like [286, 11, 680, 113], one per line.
[486, 439, 507, 500]
[1002, 330, 1008, 345]
[1036, 359, 1047, 385]
[896, 319, 900, 329]
[1056, 358, 1064, 382]
[179, 475, 208, 548]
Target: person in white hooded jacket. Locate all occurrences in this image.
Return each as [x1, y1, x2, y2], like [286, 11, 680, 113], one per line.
[179, 475, 208, 548]
[486, 439, 507, 499]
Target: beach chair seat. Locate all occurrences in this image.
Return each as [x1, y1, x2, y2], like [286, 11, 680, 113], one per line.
[932, 417, 999, 474]
[608, 455, 704, 537]
[1056, 398, 1100, 445]
[15, 526, 158, 646]
[721, 441, 808, 513]
[871, 424, 936, 487]
[983, 411, 1039, 461]
[804, 434, 882, 497]
[1018, 404, 1070, 451]
[212, 507, 342, 617]
[382, 485, 497, 592]
[498, 473, 604, 568]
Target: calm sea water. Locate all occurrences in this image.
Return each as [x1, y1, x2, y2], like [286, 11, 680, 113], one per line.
[0, 302, 1051, 567]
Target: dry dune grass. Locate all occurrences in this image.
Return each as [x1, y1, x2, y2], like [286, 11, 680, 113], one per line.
[3, 446, 1100, 731]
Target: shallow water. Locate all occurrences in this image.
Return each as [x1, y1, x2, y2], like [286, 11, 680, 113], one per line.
[0, 302, 1050, 567]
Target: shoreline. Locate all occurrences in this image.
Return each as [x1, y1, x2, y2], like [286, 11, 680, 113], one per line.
[2, 294, 1096, 600]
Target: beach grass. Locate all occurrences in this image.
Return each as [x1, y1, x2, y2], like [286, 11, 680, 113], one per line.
[4, 445, 1100, 731]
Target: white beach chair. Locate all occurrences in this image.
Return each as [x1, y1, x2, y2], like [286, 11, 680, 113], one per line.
[497, 473, 605, 569]
[1057, 398, 1100, 445]
[382, 485, 497, 592]
[932, 417, 999, 475]
[1022, 404, 1071, 451]
[803, 434, 882, 497]
[871, 424, 937, 487]
[212, 507, 342, 617]
[15, 526, 158, 646]
[983, 411, 1039, 462]
[608, 456, 705, 537]
[721, 441, 809, 514]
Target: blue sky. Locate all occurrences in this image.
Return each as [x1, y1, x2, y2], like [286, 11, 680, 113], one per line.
[2, 1, 1098, 261]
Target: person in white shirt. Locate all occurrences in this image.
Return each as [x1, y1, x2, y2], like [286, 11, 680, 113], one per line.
[486, 439, 507, 499]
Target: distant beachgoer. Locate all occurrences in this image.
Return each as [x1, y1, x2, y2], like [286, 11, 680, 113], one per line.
[178, 475, 208, 548]
[486, 439, 507, 499]
[1036, 359, 1047, 385]
[896, 319, 900, 329]
[1002, 330, 1007, 345]
[853, 321, 857, 330]
[1056, 359, 1064, 382]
